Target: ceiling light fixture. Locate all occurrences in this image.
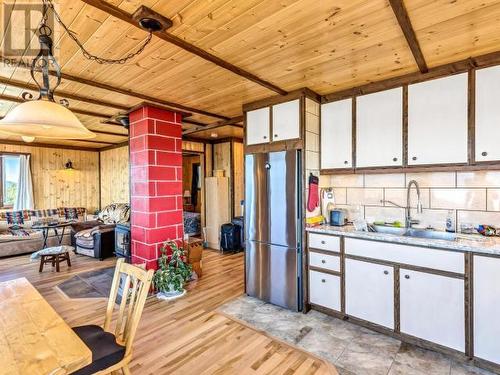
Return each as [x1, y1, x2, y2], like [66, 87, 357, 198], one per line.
[0, 0, 163, 143]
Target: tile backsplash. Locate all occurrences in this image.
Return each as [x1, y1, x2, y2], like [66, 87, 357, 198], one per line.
[319, 171, 500, 231]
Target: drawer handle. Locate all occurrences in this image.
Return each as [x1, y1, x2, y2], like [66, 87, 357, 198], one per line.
[321, 240, 326, 244]
[383, 270, 389, 275]
[321, 279, 326, 283]
[405, 274, 410, 280]
[321, 260, 326, 264]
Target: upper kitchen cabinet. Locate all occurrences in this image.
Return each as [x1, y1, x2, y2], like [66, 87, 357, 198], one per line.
[408, 74, 468, 166]
[272, 99, 300, 142]
[321, 99, 352, 169]
[475, 65, 500, 162]
[356, 88, 403, 168]
[246, 107, 270, 145]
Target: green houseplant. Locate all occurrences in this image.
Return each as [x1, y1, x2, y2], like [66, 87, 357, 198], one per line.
[153, 241, 192, 300]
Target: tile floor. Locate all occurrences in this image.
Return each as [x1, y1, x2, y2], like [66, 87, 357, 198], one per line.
[218, 296, 497, 375]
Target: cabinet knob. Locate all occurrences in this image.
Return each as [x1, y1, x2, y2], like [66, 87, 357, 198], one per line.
[263, 135, 267, 139]
[344, 160, 348, 165]
[405, 274, 410, 279]
[321, 259, 326, 264]
[383, 270, 389, 275]
[412, 156, 417, 161]
[274, 134, 278, 138]
[393, 157, 398, 162]
[321, 279, 326, 283]
[321, 240, 326, 244]
[482, 151, 488, 157]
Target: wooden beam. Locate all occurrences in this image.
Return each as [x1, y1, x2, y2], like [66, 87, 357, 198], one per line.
[79, 0, 288, 96]
[183, 116, 244, 135]
[320, 50, 500, 103]
[0, 139, 101, 151]
[0, 76, 128, 111]
[183, 118, 209, 127]
[99, 140, 129, 151]
[1, 55, 230, 121]
[0, 93, 114, 120]
[89, 129, 128, 137]
[388, 0, 428, 73]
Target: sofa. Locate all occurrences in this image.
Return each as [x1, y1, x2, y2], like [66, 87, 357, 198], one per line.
[0, 207, 87, 258]
[72, 203, 130, 260]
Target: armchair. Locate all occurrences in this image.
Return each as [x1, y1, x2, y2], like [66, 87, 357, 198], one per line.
[71, 203, 130, 260]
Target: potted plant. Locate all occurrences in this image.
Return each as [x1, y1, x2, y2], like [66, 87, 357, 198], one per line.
[153, 240, 192, 300]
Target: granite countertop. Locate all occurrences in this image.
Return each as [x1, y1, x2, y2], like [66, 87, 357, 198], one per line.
[306, 224, 500, 256]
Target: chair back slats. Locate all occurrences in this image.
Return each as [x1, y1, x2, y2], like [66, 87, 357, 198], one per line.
[103, 258, 154, 354]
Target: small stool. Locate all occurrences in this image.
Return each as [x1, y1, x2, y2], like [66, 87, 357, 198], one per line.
[35, 245, 74, 272]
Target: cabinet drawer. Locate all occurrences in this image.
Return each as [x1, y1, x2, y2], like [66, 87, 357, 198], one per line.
[309, 270, 340, 311]
[308, 233, 340, 252]
[309, 251, 340, 272]
[345, 238, 464, 274]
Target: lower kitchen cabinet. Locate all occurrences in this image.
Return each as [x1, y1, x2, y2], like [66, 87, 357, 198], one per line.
[345, 259, 394, 329]
[473, 255, 500, 364]
[400, 269, 465, 352]
[309, 270, 340, 311]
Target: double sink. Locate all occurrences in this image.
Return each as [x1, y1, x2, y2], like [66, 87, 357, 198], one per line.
[369, 225, 457, 241]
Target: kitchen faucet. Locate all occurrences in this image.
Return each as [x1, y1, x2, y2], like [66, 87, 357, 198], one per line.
[381, 180, 423, 228]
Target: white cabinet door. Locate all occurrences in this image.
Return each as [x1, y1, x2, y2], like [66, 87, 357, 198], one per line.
[272, 99, 300, 141]
[246, 107, 270, 145]
[356, 88, 403, 167]
[345, 259, 394, 328]
[476, 66, 500, 162]
[408, 74, 468, 165]
[321, 99, 352, 169]
[309, 270, 341, 311]
[473, 255, 500, 364]
[400, 269, 465, 352]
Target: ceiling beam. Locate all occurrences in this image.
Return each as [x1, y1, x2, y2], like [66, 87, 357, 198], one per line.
[100, 140, 129, 151]
[79, 0, 288, 96]
[89, 129, 128, 137]
[183, 116, 244, 135]
[0, 93, 113, 120]
[388, 0, 428, 73]
[0, 76, 129, 111]
[0, 55, 230, 121]
[0, 139, 101, 151]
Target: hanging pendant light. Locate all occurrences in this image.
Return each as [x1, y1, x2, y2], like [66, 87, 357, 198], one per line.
[0, 5, 95, 142]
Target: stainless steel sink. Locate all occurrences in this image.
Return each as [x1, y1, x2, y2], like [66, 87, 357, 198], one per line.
[371, 225, 457, 241]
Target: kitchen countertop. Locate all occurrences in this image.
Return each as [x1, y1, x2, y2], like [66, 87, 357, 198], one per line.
[306, 224, 500, 256]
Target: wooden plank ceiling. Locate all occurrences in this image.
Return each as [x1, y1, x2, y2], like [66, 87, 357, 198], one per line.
[0, 0, 499, 147]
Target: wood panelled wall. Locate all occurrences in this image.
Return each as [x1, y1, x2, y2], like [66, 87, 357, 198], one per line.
[0, 144, 99, 211]
[99, 145, 130, 208]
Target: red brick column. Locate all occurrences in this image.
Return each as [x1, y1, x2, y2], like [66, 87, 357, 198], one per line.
[129, 105, 183, 270]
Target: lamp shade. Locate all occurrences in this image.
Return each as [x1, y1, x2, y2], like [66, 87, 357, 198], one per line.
[183, 190, 191, 198]
[0, 100, 95, 139]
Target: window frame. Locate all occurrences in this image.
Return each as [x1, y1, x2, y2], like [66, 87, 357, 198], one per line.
[0, 152, 27, 209]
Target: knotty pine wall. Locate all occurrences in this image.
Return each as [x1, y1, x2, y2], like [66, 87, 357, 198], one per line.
[99, 145, 130, 208]
[0, 144, 99, 211]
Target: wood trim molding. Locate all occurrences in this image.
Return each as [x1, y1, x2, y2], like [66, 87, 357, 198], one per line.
[0, 139, 100, 151]
[182, 116, 244, 135]
[320, 50, 500, 103]
[243, 88, 320, 112]
[388, 0, 428, 73]
[99, 140, 129, 151]
[79, 0, 288, 96]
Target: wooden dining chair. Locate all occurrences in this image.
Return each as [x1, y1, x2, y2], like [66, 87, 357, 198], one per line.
[71, 258, 154, 375]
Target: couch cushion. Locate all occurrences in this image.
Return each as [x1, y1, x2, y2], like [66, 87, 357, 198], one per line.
[71, 325, 125, 375]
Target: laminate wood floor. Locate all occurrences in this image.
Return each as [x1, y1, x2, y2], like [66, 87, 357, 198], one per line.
[0, 250, 337, 375]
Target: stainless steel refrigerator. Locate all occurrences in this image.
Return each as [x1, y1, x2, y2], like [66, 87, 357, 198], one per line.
[245, 150, 302, 311]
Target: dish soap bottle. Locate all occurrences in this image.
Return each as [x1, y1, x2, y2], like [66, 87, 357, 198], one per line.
[446, 210, 455, 233]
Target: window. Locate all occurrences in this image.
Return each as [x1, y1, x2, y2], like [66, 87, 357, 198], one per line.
[1, 154, 21, 208]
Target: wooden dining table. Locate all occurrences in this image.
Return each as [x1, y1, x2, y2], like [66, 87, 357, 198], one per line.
[0, 277, 92, 375]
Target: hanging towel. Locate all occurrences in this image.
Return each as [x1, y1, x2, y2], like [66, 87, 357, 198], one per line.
[307, 173, 319, 212]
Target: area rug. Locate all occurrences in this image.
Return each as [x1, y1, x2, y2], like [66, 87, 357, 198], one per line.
[56, 267, 115, 300]
[218, 296, 494, 375]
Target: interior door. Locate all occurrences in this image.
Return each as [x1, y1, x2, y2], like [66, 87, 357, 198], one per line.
[356, 88, 403, 167]
[345, 258, 394, 329]
[400, 269, 465, 352]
